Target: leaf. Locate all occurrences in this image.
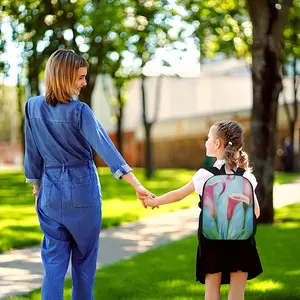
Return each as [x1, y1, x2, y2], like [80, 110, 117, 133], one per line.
[203, 226, 221, 240]
[238, 229, 253, 240]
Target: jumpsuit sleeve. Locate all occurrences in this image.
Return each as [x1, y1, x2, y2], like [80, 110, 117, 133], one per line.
[24, 101, 44, 185]
[79, 103, 132, 179]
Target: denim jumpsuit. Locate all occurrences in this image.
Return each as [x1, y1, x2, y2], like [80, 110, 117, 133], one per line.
[24, 96, 132, 299]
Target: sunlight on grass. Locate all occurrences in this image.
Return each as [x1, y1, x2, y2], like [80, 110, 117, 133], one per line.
[157, 279, 187, 288]
[248, 280, 283, 292]
[0, 167, 299, 253]
[276, 222, 300, 229]
[274, 172, 300, 185]
[0, 168, 198, 253]
[7, 203, 300, 300]
[286, 269, 300, 275]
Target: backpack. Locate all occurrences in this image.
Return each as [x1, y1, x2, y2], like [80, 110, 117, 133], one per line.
[200, 165, 255, 240]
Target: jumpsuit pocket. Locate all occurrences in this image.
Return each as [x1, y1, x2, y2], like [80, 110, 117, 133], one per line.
[71, 182, 93, 208]
[40, 184, 52, 207]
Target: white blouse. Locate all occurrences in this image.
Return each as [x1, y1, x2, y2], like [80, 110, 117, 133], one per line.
[192, 160, 258, 196]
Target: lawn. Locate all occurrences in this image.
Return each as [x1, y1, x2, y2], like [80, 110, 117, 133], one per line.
[0, 168, 197, 253]
[0, 168, 299, 253]
[8, 203, 300, 300]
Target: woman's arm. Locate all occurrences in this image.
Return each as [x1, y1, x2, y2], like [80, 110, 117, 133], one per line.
[122, 172, 155, 208]
[24, 101, 43, 185]
[145, 181, 195, 207]
[79, 103, 132, 180]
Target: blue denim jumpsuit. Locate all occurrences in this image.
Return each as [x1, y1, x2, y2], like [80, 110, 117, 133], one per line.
[24, 96, 132, 300]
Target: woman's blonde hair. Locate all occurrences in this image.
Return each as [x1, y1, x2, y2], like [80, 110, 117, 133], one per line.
[212, 120, 251, 171]
[45, 49, 88, 106]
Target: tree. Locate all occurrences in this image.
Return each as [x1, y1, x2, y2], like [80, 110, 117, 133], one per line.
[130, 0, 175, 178]
[3, 0, 85, 96]
[182, 0, 251, 61]
[281, 0, 300, 172]
[2, 0, 132, 107]
[101, 60, 133, 155]
[248, 0, 291, 223]
[141, 74, 163, 178]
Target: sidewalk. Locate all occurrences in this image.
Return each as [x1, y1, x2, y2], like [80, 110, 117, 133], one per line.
[0, 182, 300, 299]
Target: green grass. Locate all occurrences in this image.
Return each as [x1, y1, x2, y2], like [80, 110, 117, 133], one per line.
[1, 168, 300, 253]
[0, 168, 197, 253]
[274, 171, 300, 185]
[8, 203, 300, 300]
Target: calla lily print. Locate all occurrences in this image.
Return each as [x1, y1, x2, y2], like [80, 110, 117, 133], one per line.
[202, 175, 254, 240]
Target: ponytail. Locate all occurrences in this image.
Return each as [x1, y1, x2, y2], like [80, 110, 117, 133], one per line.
[212, 120, 252, 172]
[238, 150, 251, 171]
[224, 144, 238, 170]
[224, 144, 251, 171]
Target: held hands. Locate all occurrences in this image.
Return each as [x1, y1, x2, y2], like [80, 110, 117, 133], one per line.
[135, 184, 159, 209]
[144, 194, 159, 208]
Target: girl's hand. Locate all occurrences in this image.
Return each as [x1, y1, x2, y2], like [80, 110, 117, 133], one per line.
[144, 195, 159, 208]
[135, 185, 156, 208]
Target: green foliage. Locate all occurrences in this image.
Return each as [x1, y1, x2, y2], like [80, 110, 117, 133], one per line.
[283, 0, 300, 63]
[181, 0, 251, 61]
[1, 0, 177, 100]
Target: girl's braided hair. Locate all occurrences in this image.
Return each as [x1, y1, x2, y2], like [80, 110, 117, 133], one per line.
[212, 120, 251, 171]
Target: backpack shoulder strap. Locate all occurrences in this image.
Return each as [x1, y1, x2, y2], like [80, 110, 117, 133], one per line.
[203, 167, 222, 175]
[234, 167, 246, 176]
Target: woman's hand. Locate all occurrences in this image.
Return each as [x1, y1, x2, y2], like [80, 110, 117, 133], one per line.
[135, 185, 158, 209]
[32, 185, 40, 212]
[120, 172, 159, 209]
[35, 196, 38, 212]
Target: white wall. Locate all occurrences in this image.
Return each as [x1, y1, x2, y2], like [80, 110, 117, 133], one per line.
[91, 74, 297, 137]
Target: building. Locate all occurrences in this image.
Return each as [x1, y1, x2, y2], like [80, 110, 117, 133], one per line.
[91, 59, 300, 170]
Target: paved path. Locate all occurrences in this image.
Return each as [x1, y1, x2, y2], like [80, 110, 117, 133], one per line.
[0, 181, 299, 299]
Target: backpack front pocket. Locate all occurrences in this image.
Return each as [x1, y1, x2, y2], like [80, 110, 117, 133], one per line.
[71, 182, 93, 208]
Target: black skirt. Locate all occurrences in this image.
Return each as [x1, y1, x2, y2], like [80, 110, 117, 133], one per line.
[196, 234, 263, 284]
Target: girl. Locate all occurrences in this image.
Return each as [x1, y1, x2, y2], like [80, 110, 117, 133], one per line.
[24, 49, 153, 299]
[144, 120, 262, 300]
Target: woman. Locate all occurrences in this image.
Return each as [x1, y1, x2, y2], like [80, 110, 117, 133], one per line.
[24, 49, 153, 299]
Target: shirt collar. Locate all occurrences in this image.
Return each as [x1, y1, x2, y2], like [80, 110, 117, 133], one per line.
[213, 159, 226, 169]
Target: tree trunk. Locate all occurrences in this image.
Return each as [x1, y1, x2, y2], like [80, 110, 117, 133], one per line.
[291, 57, 299, 169]
[141, 75, 154, 179]
[116, 86, 124, 155]
[145, 122, 153, 179]
[248, 1, 290, 223]
[27, 54, 41, 97]
[17, 78, 25, 165]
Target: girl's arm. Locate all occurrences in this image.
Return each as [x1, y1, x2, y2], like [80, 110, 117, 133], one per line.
[254, 193, 260, 219]
[145, 181, 195, 207]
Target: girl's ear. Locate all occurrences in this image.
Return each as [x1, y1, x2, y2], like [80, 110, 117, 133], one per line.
[215, 138, 221, 149]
